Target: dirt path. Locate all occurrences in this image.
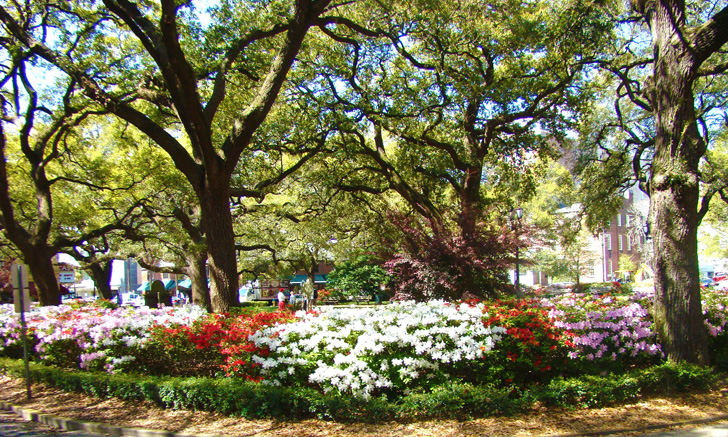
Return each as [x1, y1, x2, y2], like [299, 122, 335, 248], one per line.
[2, 375, 728, 436]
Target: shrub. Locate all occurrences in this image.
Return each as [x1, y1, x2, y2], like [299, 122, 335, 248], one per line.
[703, 289, 728, 371]
[327, 256, 390, 299]
[382, 213, 520, 302]
[634, 362, 715, 394]
[249, 301, 505, 399]
[0, 357, 717, 422]
[235, 301, 271, 309]
[541, 293, 663, 375]
[147, 310, 295, 378]
[475, 299, 569, 387]
[535, 374, 641, 408]
[398, 382, 526, 419]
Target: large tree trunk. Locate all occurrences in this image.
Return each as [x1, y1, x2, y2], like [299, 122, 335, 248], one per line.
[0, 125, 59, 306]
[185, 252, 211, 311]
[648, 1, 710, 365]
[24, 247, 61, 306]
[200, 181, 238, 313]
[86, 261, 113, 300]
[459, 164, 483, 238]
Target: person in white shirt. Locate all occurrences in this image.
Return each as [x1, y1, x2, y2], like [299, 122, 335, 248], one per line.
[277, 288, 286, 311]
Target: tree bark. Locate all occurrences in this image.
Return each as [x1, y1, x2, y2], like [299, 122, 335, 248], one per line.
[185, 252, 211, 311]
[646, 0, 728, 365]
[23, 247, 61, 306]
[86, 262, 114, 300]
[200, 178, 237, 312]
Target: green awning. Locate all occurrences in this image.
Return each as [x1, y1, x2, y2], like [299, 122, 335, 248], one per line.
[289, 274, 327, 285]
[136, 281, 150, 292]
[177, 279, 191, 289]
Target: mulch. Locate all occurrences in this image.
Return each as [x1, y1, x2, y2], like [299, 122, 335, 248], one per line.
[2, 375, 728, 436]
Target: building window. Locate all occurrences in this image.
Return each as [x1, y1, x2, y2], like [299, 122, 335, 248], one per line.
[618, 235, 623, 251]
[627, 235, 632, 251]
[605, 234, 612, 251]
[626, 214, 632, 227]
[617, 214, 622, 227]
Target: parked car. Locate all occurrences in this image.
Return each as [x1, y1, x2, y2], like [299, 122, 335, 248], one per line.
[701, 278, 716, 288]
[289, 293, 305, 305]
[120, 292, 144, 307]
[544, 282, 575, 294]
[716, 278, 728, 291]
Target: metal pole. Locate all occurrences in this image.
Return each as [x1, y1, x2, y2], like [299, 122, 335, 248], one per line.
[515, 246, 520, 298]
[16, 265, 31, 400]
[603, 232, 608, 282]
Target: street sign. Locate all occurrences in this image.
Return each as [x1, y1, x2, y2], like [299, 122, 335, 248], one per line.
[10, 263, 32, 399]
[10, 263, 29, 289]
[12, 264, 30, 313]
[59, 272, 75, 283]
[13, 288, 30, 313]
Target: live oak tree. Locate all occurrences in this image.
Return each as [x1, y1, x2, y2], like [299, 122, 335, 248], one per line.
[232, 166, 381, 290]
[299, 0, 615, 297]
[0, 67, 147, 305]
[577, 0, 728, 364]
[0, 0, 340, 312]
[52, 119, 168, 300]
[128, 164, 213, 310]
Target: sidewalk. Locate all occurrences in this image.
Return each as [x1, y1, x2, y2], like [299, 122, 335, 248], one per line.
[0, 402, 225, 437]
[641, 424, 728, 436]
[1, 409, 110, 437]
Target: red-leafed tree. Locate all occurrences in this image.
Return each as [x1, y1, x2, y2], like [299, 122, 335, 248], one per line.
[382, 212, 527, 302]
[0, 259, 13, 303]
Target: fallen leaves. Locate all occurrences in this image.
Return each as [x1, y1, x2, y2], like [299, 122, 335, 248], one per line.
[1, 375, 727, 436]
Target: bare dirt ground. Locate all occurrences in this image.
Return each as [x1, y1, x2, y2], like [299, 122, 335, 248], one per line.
[1, 375, 728, 437]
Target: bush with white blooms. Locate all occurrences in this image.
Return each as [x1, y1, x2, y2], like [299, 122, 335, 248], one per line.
[249, 300, 506, 398]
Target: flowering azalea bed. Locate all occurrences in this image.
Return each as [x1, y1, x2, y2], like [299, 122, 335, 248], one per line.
[1, 289, 727, 400]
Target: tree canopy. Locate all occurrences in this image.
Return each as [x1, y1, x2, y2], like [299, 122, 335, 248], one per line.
[2, 0, 728, 367]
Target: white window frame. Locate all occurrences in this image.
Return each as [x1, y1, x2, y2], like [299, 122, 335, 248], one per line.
[586, 262, 595, 277]
[618, 235, 623, 251]
[617, 214, 622, 227]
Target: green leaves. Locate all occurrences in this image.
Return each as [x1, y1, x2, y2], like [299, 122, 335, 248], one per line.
[327, 255, 389, 297]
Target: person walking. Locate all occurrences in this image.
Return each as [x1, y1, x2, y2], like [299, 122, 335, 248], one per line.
[277, 288, 286, 311]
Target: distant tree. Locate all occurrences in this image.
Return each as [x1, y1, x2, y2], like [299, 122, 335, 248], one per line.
[327, 255, 389, 298]
[618, 253, 638, 281]
[535, 232, 601, 290]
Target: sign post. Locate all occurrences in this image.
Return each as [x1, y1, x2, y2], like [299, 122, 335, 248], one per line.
[11, 264, 32, 400]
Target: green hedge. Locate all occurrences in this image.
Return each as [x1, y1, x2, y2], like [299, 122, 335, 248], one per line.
[234, 301, 273, 310]
[0, 358, 716, 422]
